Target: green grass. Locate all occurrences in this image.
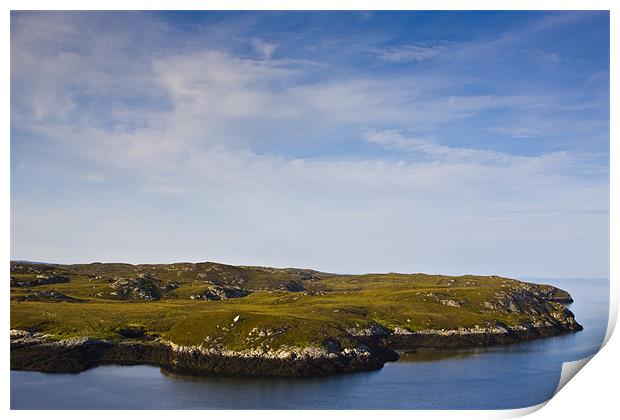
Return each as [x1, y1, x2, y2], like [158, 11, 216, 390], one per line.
[10, 261, 569, 349]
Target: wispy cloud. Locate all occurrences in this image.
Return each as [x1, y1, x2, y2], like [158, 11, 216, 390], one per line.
[250, 37, 277, 59]
[371, 44, 449, 62]
[524, 48, 562, 64]
[364, 129, 509, 162]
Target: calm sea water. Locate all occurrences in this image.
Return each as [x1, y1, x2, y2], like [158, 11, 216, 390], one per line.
[11, 278, 609, 410]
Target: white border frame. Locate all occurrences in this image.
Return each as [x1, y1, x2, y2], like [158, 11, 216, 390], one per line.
[3, 1, 617, 419]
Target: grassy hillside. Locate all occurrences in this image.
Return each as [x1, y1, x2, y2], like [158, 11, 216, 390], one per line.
[10, 261, 575, 350]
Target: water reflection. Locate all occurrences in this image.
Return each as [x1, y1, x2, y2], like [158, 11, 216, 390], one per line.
[396, 346, 490, 363]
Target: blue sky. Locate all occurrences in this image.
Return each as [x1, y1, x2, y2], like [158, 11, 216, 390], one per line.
[10, 11, 609, 277]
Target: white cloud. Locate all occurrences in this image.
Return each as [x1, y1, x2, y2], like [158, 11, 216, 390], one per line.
[371, 44, 449, 62]
[250, 38, 277, 59]
[364, 129, 510, 162]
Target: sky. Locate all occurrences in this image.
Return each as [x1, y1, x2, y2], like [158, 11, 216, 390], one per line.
[10, 11, 610, 278]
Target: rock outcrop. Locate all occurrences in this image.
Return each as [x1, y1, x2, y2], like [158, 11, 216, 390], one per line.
[10, 275, 70, 287]
[12, 290, 80, 303]
[190, 285, 250, 301]
[108, 274, 179, 301]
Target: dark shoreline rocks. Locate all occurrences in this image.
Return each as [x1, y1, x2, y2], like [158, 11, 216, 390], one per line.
[10, 331, 393, 377]
[10, 316, 582, 377]
[387, 322, 582, 349]
[387, 303, 582, 349]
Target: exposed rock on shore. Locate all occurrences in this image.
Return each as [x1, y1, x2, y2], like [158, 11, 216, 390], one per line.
[388, 320, 581, 348]
[10, 330, 394, 376]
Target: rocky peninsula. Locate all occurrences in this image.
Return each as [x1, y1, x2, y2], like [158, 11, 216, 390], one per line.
[10, 261, 582, 376]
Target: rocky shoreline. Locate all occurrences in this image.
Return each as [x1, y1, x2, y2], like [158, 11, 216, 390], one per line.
[10, 330, 394, 376]
[10, 314, 582, 377]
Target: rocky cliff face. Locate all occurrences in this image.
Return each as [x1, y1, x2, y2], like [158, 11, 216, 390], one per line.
[10, 330, 395, 376]
[387, 283, 582, 348]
